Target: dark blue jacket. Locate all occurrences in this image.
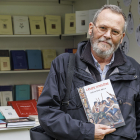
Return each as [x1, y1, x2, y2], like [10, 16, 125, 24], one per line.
[37, 41, 140, 140]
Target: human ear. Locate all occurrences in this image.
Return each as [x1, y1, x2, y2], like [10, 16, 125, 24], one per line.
[88, 22, 94, 35]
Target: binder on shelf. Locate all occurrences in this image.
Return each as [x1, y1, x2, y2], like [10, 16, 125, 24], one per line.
[26, 50, 43, 70]
[42, 49, 56, 69]
[10, 50, 28, 70]
[75, 10, 89, 33]
[13, 16, 30, 35]
[0, 15, 13, 35]
[15, 85, 30, 101]
[7, 99, 38, 117]
[29, 16, 46, 35]
[45, 15, 61, 35]
[64, 13, 76, 34]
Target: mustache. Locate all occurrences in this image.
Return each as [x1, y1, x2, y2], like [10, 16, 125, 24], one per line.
[98, 38, 113, 46]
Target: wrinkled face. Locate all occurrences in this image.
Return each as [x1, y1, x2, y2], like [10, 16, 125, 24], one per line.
[89, 9, 125, 58]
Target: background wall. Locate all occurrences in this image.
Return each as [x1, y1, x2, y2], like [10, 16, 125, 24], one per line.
[109, 0, 140, 63]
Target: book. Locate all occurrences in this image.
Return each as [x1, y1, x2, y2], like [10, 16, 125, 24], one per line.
[15, 85, 30, 101]
[37, 85, 44, 100]
[29, 16, 46, 35]
[10, 50, 28, 70]
[65, 48, 77, 54]
[75, 10, 89, 33]
[42, 49, 56, 69]
[29, 115, 38, 121]
[0, 15, 13, 35]
[78, 79, 125, 128]
[26, 50, 43, 70]
[0, 85, 13, 106]
[6, 118, 35, 128]
[64, 13, 76, 34]
[1, 91, 13, 106]
[0, 57, 11, 71]
[0, 106, 19, 120]
[7, 99, 38, 117]
[31, 84, 44, 101]
[0, 112, 5, 119]
[13, 16, 30, 35]
[45, 15, 61, 35]
[0, 120, 6, 128]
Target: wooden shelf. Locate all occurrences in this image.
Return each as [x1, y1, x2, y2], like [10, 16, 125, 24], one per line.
[0, 70, 50, 74]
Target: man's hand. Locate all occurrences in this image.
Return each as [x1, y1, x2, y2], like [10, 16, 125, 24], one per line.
[94, 124, 116, 140]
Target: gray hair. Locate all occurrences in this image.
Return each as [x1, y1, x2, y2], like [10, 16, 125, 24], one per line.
[92, 5, 127, 32]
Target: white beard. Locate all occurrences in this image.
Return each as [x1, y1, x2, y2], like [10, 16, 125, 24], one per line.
[90, 34, 120, 59]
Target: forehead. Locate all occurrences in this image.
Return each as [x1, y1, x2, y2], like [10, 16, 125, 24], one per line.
[96, 9, 125, 30]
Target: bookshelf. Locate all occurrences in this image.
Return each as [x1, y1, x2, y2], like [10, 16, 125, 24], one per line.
[0, 0, 107, 139]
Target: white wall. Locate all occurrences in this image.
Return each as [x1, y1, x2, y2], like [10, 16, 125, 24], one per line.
[109, 0, 140, 63]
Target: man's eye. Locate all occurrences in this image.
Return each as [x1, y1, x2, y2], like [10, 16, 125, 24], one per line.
[112, 30, 119, 35]
[99, 27, 107, 31]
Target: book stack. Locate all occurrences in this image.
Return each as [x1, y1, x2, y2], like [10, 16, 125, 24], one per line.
[29, 115, 39, 126]
[0, 120, 6, 128]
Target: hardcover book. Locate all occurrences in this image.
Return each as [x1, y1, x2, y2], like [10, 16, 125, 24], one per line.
[78, 79, 125, 128]
[65, 48, 77, 54]
[0, 57, 11, 71]
[10, 50, 28, 70]
[37, 85, 44, 100]
[7, 99, 38, 117]
[15, 85, 30, 101]
[0, 50, 9, 57]
[13, 16, 30, 35]
[64, 13, 76, 34]
[29, 16, 45, 35]
[0, 120, 6, 128]
[0, 106, 19, 120]
[0, 15, 13, 35]
[31, 84, 44, 101]
[75, 10, 89, 33]
[26, 50, 43, 70]
[42, 49, 56, 69]
[45, 15, 61, 35]
[0, 112, 5, 119]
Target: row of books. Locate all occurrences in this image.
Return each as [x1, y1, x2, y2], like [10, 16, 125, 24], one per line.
[0, 49, 56, 71]
[0, 84, 44, 106]
[0, 100, 39, 128]
[0, 9, 98, 35]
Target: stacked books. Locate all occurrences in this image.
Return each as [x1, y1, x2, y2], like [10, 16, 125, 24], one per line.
[29, 115, 39, 125]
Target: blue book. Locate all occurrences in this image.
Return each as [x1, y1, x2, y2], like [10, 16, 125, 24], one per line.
[10, 50, 28, 70]
[0, 85, 13, 91]
[15, 85, 30, 101]
[26, 50, 42, 69]
[0, 112, 5, 119]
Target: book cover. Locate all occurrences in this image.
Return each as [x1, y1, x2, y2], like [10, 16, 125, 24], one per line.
[37, 85, 44, 100]
[15, 85, 30, 101]
[0, 50, 9, 57]
[10, 50, 28, 70]
[65, 13, 76, 34]
[13, 16, 30, 35]
[0, 15, 13, 35]
[1, 91, 13, 106]
[78, 79, 125, 128]
[0, 106, 19, 120]
[45, 15, 61, 35]
[26, 50, 43, 70]
[75, 10, 89, 33]
[0, 57, 11, 71]
[42, 49, 56, 69]
[0, 112, 5, 119]
[29, 16, 45, 35]
[31, 84, 44, 101]
[7, 99, 38, 117]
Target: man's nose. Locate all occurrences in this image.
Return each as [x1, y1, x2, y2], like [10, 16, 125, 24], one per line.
[103, 29, 111, 39]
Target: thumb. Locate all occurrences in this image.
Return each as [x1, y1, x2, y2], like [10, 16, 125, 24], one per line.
[104, 128, 116, 134]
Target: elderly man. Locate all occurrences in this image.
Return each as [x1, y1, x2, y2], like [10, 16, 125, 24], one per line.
[37, 4, 140, 140]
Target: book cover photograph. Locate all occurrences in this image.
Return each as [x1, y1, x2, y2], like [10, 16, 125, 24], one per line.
[78, 79, 125, 128]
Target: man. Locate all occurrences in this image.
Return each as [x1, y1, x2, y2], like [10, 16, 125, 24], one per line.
[37, 5, 140, 140]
